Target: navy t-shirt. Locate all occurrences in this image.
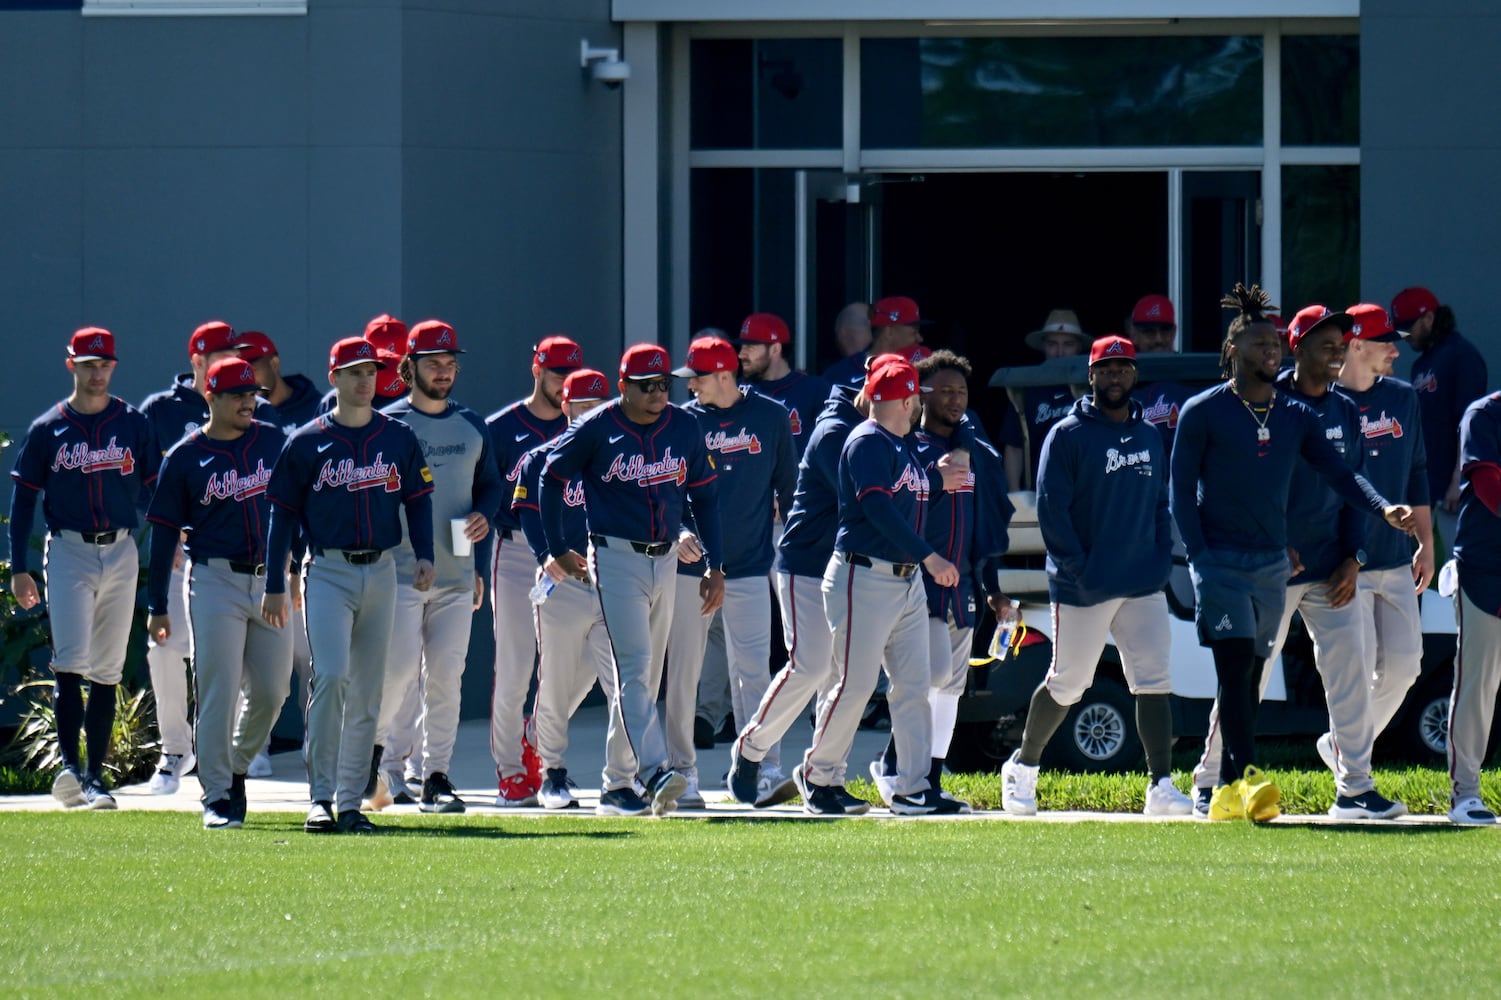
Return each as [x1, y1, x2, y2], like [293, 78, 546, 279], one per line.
[1411, 330, 1488, 503]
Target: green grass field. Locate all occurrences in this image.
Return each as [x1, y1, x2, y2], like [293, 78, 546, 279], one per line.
[6, 812, 1500, 998]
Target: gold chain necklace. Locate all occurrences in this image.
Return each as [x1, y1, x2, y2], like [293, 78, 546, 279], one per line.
[1229, 379, 1275, 443]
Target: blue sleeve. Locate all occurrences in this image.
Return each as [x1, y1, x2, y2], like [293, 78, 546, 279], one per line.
[972, 441, 1014, 592]
[146, 518, 180, 616]
[1170, 403, 1209, 560]
[400, 442, 436, 564]
[7, 480, 40, 576]
[1336, 406, 1367, 558]
[773, 414, 798, 520]
[1297, 407, 1389, 517]
[1036, 425, 1087, 581]
[513, 452, 549, 563]
[540, 419, 588, 560]
[685, 436, 725, 570]
[264, 438, 304, 595]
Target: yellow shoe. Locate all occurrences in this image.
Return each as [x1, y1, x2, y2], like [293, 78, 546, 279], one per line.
[1208, 781, 1247, 821]
[1241, 766, 1281, 822]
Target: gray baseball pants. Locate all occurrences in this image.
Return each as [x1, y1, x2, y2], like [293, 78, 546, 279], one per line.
[927, 615, 974, 759]
[378, 581, 473, 776]
[490, 535, 539, 778]
[42, 530, 137, 685]
[1450, 582, 1501, 804]
[147, 559, 194, 757]
[1357, 566, 1424, 736]
[694, 613, 731, 731]
[529, 573, 623, 778]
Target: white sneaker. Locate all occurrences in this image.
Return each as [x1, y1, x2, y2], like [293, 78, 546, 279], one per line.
[867, 759, 896, 806]
[1000, 750, 1038, 816]
[1143, 776, 1194, 816]
[1448, 796, 1498, 825]
[148, 752, 194, 795]
[247, 748, 274, 778]
[1314, 733, 1338, 775]
[678, 767, 705, 809]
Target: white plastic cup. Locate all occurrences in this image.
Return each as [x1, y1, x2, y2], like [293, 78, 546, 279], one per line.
[450, 517, 472, 557]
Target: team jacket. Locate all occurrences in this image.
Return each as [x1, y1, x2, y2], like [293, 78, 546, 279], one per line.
[746, 370, 832, 458]
[1275, 372, 1366, 585]
[140, 374, 277, 457]
[916, 420, 1013, 626]
[383, 398, 505, 590]
[834, 419, 934, 565]
[266, 373, 324, 435]
[540, 400, 724, 570]
[1134, 379, 1195, 456]
[1170, 382, 1390, 561]
[1454, 393, 1501, 615]
[776, 385, 863, 579]
[144, 420, 286, 614]
[1037, 398, 1171, 607]
[821, 351, 869, 389]
[1339, 376, 1428, 572]
[487, 400, 567, 534]
[513, 440, 587, 564]
[1002, 384, 1076, 485]
[263, 411, 435, 594]
[677, 389, 797, 580]
[8, 397, 159, 575]
[1411, 329, 1489, 503]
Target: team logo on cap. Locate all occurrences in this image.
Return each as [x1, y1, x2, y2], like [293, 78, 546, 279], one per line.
[358, 343, 373, 358]
[1143, 303, 1163, 319]
[89, 335, 106, 351]
[647, 352, 666, 370]
[1103, 340, 1127, 357]
[437, 329, 453, 347]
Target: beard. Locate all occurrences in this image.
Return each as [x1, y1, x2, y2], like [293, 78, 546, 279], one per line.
[415, 373, 453, 400]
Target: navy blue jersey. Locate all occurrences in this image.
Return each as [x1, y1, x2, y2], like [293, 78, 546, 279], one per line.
[540, 400, 724, 568]
[1411, 329, 1488, 504]
[1134, 379, 1194, 455]
[487, 400, 568, 532]
[1340, 377, 1428, 572]
[833, 419, 934, 565]
[916, 422, 1013, 625]
[140, 374, 277, 456]
[821, 351, 869, 389]
[263, 411, 435, 593]
[145, 421, 286, 613]
[1454, 393, 1501, 614]
[746, 370, 832, 458]
[266, 373, 324, 435]
[512, 441, 587, 564]
[1037, 398, 1171, 606]
[677, 390, 797, 579]
[1276, 372, 1365, 585]
[776, 386, 862, 578]
[8, 398, 159, 574]
[1001, 384, 1077, 485]
[1170, 382, 1389, 561]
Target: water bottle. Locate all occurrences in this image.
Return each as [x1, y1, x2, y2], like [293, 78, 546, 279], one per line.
[990, 600, 1022, 662]
[529, 576, 557, 606]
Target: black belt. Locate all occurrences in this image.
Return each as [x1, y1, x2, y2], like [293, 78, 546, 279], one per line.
[590, 534, 672, 558]
[313, 547, 384, 565]
[77, 529, 124, 545]
[201, 558, 267, 577]
[498, 528, 514, 541]
[849, 553, 918, 579]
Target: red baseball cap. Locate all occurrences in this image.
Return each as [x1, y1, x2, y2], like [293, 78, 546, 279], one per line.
[533, 335, 584, 371]
[237, 331, 278, 360]
[737, 313, 790, 345]
[1390, 287, 1438, 330]
[620, 343, 671, 380]
[407, 320, 464, 356]
[1345, 303, 1402, 343]
[189, 321, 242, 358]
[364, 314, 408, 356]
[870, 296, 929, 328]
[864, 355, 930, 402]
[1088, 335, 1137, 366]
[907, 344, 932, 364]
[1131, 294, 1176, 326]
[1287, 305, 1356, 351]
[68, 327, 116, 362]
[672, 336, 739, 377]
[562, 368, 611, 403]
[205, 358, 265, 395]
[376, 349, 405, 396]
[329, 336, 385, 372]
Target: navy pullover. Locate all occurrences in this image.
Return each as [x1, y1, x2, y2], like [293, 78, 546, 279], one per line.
[1275, 371, 1366, 585]
[1339, 376, 1428, 572]
[776, 385, 862, 578]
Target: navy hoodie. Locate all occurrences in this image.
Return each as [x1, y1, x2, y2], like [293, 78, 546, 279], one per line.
[916, 420, 1013, 626]
[776, 384, 862, 578]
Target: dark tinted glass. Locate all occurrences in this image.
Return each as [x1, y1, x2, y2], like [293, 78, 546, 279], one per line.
[691, 39, 843, 149]
[1281, 35, 1359, 146]
[1282, 165, 1360, 316]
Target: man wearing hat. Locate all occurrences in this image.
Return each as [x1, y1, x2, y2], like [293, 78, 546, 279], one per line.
[737, 312, 831, 459]
[485, 333, 585, 806]
[145, 357, 291, 829]
[822, 296, 930, 389]
[9, 328, 159, 810]
[262, 337, 435, 834]
[1393, 286, 1488, 550]
[368, 321, 504, 815]
[1127, 294, 1194, 455]
[318, 315, 410, 415]
[1003, 309, 1088, 491]
[1001, 335, 1189, 817]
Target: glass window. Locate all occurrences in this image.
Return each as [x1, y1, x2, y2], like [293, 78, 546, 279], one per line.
[1281, 35, 1359, 146]
[862, 36, 1263, 148]
[690, 39, 843, 150]
[1282, 165, 1360, 315]
[689, 168, 799, 333]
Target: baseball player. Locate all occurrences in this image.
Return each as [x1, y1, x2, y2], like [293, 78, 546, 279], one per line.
[1003, 309, 1088, 492]
[736, 313, 831, 459]
[485, 334, 584, 807]
[1447, 390, 1501, 824]
[728, 380, 870, 810]
[1335, 304, 1435, 752]
[1126, 294, 1194, 454]
[512, 368, 627, 810]
[138, 320, 275, 795]
[1171, 285, 1413, 822]
[872, 349, 1011, 811]
[144, 358, 290, 829]
[665, 336, 797, 807]
[318, 315, 410, 415]
[999, 336, 1188, 816]
[540, 343, 725, 816]
[1190, 306, 1406, 820]
[821, 297, 930, 389]
[262, 337, 435, 834]
[8, 328, 158, 809]
[792, 354, 962, 816]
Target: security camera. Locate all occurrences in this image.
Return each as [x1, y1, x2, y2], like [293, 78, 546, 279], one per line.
[581, 39, 631, 89]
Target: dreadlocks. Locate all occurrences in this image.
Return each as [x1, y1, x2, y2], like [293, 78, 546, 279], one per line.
[1218, 282, 1279, 376]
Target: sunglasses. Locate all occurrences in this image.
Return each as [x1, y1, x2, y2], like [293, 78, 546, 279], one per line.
[631, 379, 673, 394]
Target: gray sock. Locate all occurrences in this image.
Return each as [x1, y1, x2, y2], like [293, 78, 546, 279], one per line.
[1136, 693, 1174, 782]
[1018, 685, 1069, 767]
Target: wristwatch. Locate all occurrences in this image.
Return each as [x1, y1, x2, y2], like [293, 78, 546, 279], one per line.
[1353, 548, 1368, 567]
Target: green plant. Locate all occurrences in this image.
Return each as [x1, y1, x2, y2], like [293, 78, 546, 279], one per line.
[3, 679, 160, 784]
[0, 431, 55, 705]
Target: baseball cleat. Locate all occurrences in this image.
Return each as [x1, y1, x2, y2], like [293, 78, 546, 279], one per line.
[1143, 776, 1195, 817]
[51, 767, 87, 809]
[420, 772, 466, 814]
[81, 776, 117, 810]
[1240, 766, 1281, 823]
[727, 749, 761, 805]
[596, 786, 649, 816]
[1208, 782, 1246, 821]
[645, 768, 688, 816]
[539, 768, 580, 810]
[203, 799, 242, 830]
[1000, 750, 1038, 816]
[304, 801, 337, 833]
[336, 809, 378, 834]
[521, 721, 543, 788]
[1329, 789, 1408, 821]
[495, 771, 539, 808]
[1447, 796, 1497, 826]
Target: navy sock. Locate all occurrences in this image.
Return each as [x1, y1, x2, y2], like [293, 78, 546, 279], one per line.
[927, 757, 944, 793]
[54, 673, 84, 772]
[83, 682, 116, 780]
[881, 737, 897, 775]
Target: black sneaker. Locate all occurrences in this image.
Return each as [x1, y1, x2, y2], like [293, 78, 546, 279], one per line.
[420, 772, 466, 814]
[793, 764, 845, 816]
[305, 800, 337, 833]
[81, 775, 117, 811]
[337, 809, 377, 834]
[596, 786, 649, 816]
[890, 789, 963, 816]
[363, 744, 384, 799]
[644, 768, 687, 817]
[834, 786, 872, 816]
[1329, 789, 1409, 820]
[727, 750, 761, 805]
[694, 717, 717, 750]
[203, 799, 241, 830]
[230, 773, 248, 824]
[714, 716, 737, 744]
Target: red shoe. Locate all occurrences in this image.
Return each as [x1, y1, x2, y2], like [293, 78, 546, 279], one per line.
[521, 718, 543, 787]
[495, 771, 539, 808]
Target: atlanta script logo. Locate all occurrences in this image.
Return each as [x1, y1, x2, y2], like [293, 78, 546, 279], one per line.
[314, 452, 403, 493]
[52, 437, 135, 476]
[705, 428, 761, 455]
[1412, 371, 1437, 393]
[201, 460, 272, 504]
[1140, 396, 1180, 429]
[603, 449, 687, 487]
[1361, 412, 1404, 440]
[564, 480, 587, 507]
